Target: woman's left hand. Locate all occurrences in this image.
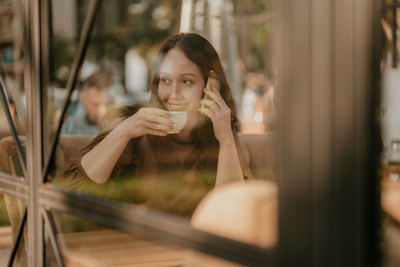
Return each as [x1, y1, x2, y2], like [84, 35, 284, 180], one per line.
[199, 81, 234, 145]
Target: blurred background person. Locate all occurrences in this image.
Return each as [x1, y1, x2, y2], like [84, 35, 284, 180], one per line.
[263, 74, 276, 132]
[239, 72, 265, 134]
[61, 72, 113, 135]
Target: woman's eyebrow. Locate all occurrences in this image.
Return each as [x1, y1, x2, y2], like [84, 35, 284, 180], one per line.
[160, 72, 199, 78]
[180, 73, 199, 78]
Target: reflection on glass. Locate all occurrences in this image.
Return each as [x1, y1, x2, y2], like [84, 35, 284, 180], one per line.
[47, 0, 182, 138]
[0, 195, 26, 266]
[10, 220, 27, 267]
[54, 32, 251, 220]
[0, 94, 13, 146]
[381, 68, 400, 265]
[180, 0, 275, 135]
[191, 180, 278, 249]
[0, 0, 26, 163]
[59, 72, 114, 136]
[231, 1, 275, 135]
[54, 211, 184, 266]
[54, 211, 247, 267]
[46, 1, 278, 253]
[44, 218, 62, 267]
[0, 193, 13, 266]
[47, 0, 183, 179]
[44, 0, 92, 168]
[380, 3, 400, 265]
[49, 0, 277, 223]
[0, 132, 26, 178]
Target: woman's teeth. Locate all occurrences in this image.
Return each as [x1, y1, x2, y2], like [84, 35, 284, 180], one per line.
[168, 104, 186, 110]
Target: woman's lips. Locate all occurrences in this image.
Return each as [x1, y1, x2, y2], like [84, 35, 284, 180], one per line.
[167, 103, 187, 111]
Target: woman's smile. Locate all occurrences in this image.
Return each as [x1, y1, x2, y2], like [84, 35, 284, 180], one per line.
[166, 102, 188, 111]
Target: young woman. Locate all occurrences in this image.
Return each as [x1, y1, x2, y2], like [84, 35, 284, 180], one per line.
[62, 33, 251, 215]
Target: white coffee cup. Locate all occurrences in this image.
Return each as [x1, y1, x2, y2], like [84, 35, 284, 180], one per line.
[168, 111, 187, 134]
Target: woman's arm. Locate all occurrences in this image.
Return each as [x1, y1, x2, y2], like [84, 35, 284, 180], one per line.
[81, 108, 173, 184]
[215, 134, 244, 186]
[199, 80, 244, 186]
[81, 122, 131, 184]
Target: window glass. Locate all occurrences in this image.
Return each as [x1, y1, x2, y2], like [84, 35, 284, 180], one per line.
[53, 210, 255, 266]
[48, 0, 277, 249]
[0, 0, 26, 168]
[43, 0, 91, 167]
[10, 220, 27, 267]
[0, 196, 26, 266]
[57, 214, 187, 266]
[380, 0, 400, 264]
[233, 0, 275, 134]
[0, 0, 27, 260]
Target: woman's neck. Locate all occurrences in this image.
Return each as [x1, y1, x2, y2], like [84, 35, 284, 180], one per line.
[168, 133, 195, 145]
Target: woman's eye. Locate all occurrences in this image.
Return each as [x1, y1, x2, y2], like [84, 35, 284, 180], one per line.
[183, 79, 193, 85]
[161, 78, 171, 85]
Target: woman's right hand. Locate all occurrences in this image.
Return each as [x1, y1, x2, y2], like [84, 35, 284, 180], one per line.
[120, 108, 174, 139]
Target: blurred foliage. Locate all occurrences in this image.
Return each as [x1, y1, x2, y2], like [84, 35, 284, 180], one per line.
[51, 169, 216, 232]
[232, 0, 272, 15]
[51, 0, 181, 85]
[53, 169, 215, 218]
[52, 35, 75, 71]
[0, 194, 11, 226]
[50, 0, 275, 85]
[51, 35, 75, 86]
[80, 0, 181, 68]
[232, 0, 273, 75]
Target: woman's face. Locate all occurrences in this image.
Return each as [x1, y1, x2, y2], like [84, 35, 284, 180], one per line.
[157, 48, 205, 115]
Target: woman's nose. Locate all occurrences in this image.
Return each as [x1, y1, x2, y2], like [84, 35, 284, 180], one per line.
[170, 82, 182, 98]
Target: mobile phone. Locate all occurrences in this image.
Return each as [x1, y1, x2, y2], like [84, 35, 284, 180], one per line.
[202, 71, 220, 108]
[205, 70, 219, 92]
